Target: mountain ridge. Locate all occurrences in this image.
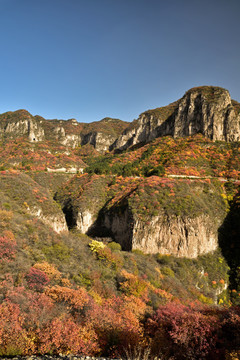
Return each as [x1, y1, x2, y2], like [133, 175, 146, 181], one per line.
[1, 86, 239, 156]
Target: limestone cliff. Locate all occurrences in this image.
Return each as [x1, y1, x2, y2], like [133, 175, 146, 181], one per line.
[28, 206, 68, 234]
[0, 111, 128, 152]
[101, 208, 219, 258]
[112, 86, 240, 151]
[0, 110, 45, 142]
[94, 178, 227, 258]
[1, 86, 239, 154]
[55, 174, 228, 258]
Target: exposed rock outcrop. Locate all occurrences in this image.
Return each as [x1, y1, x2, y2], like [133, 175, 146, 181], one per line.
[76, 210, 95, 233]
[56, 174, 228, 258]
[0, 111, 128, 152]
[1, 87, 239, 154]
[29, 206, 68, 234]
[112, 86, 240, 151]
[0, 110, 45, 142]
[80, 131, 117, 152]
[101, 208, 219, 258]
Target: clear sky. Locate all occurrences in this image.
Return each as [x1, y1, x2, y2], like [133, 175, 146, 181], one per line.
[0, 0, 240, 123]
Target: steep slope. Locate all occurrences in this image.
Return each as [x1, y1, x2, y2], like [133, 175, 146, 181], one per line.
[85, 134, 240, 179]
[0, 171, 68, 233]
[55, 174, 228, 258]
[0, 110, 129, 152]
[111, 86, 240, 151]
[0, 87, 240, 358]
[1, 86, 239, 157]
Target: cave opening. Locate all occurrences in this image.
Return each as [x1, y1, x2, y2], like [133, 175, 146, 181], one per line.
[62, 203, 77, 230]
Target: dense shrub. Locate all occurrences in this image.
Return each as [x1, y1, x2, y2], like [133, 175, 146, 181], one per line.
[25, 268, 50, 292]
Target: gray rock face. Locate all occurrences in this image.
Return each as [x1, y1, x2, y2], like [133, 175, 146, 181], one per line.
[173, 87, 240, 141]
[80, 131, 117, 152]
[100, 209, 220, 258]
[2, 117, 45, 142]
[112, 86, 240, 151]
[31, 208, 68, 233]
[75, 203, 221, 258]
[1, 87, 239, 153]
[0, 111, 127, 152]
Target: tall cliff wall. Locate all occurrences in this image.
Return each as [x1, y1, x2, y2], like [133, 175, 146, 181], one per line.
[0, 111, 128, 152]
[55, 175, 228, 258]
[1, 87, 239, 154]
[101, 208, 219, 258]
[111, 86, 240, 151]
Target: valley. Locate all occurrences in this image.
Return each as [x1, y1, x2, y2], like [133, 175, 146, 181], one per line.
[0, 86, 239, 359]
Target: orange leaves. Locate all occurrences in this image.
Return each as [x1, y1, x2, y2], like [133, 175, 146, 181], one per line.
[38, 316, 99, 355]
[0, 301, 33, 355]
[119, 270, 149, 300]
[33, 262, 62, 282]
[121, 295, 147, 318]
[95, 246, 123, 269]
[45, 285, 89, 310]
[0, 234, 17, 263]
[88, 296, 143, 356]
[152, 287, 173, 301]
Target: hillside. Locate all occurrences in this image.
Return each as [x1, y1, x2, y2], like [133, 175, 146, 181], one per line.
[0, 87, 239, 359]
[0, 110, 129, 153]
[111, 86, 240, 151]
[0, 169, 238, 358]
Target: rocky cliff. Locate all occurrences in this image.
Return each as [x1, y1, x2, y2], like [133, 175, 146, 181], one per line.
[55, 174, 228, 258]
[1, 86, 239, 154]
[111, 86, 240, 151]
[101, 209, 219, 258]
[0, 110, 128, 152]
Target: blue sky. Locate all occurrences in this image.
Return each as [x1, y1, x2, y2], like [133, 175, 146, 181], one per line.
[0, 0, 240, 123]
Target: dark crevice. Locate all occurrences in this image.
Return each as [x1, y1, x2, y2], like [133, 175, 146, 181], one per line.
[62, 200, 77, 230]
[218, 190, 240, 304]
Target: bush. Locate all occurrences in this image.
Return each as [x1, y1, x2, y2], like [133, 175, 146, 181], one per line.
[107, 241, 122, 251]
[25, 267, 50, 292]
[0, 235, 17, 263]
[147, 303, 218, 360]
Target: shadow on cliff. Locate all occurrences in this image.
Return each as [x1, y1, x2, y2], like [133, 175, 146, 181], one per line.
[218, 195, 240, 298]
[86, 194, 135, 251]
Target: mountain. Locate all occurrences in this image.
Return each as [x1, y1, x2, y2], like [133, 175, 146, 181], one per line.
[111, 86, 240, 151]
[0, 109, 129, 152]
[1, 86, 240, 159]
[0, 86, 239, 358]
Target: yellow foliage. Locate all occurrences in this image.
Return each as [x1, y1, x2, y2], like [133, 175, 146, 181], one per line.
[89, 239, 105, 253]
[33, 262, 62, 281]
[0, 209, 13, 223]
[61, 278, 72, 287]
[88, 289, 103, 305]
[120, 270, 149, 299]
[225, 351, 240, 360]
[155, 266, 164, 279]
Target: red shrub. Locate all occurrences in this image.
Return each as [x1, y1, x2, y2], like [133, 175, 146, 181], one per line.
[0, 236, 16, 263]
[25, 267, 50, 292]
[147, 303, 218, 359]
[0, 301, 33, 355]
[88, 296, 143, 357]
[38, 316, 99, 355]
